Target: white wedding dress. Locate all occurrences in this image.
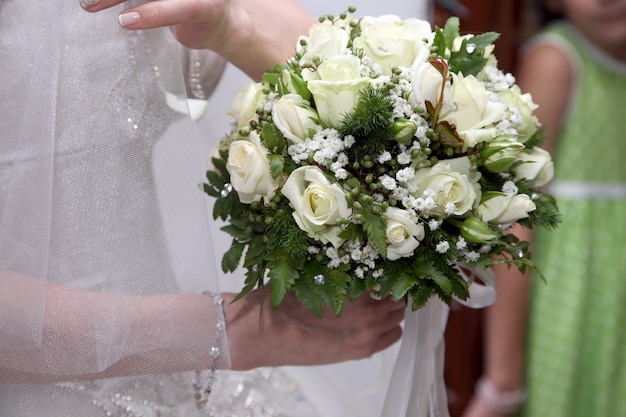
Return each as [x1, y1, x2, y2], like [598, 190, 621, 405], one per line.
[0, 1, 230, 415]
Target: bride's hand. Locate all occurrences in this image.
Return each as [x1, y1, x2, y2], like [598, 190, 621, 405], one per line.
[81, 0, 316, 79]
[80, 0, 231, 49]
[222, 289, 405, 370]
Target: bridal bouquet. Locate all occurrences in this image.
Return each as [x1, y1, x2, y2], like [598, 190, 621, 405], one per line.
[204, 11, 560, 316]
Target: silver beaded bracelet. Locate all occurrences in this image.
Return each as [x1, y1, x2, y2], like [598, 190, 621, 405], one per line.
[193, 292, 226, 411]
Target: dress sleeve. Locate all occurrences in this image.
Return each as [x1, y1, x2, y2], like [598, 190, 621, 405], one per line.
[0, 2, 230, 382]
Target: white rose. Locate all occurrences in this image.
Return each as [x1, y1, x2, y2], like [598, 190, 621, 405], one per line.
[352, 15, 433, 74]
[281, 166, 351, 247]
[303, 55, 372, 128]
[385, 207, 425, 260]
[272, 94, 319, 144]
[414, 156, 479, 217]
[297, 21, 351, 64]
[206, 140, 223, 172]
[498, 85, 540, 141]
[513, 146, 555, 188]
[478, 192, 536, 228]
[410, 61, 447, 109]
[226, 131, 279, 204]
[227, 81, 264, 127]
[439, 73, 507, 149]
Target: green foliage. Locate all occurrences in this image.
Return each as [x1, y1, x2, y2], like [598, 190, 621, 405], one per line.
[358, 202, 388, 258]
[261, 122, 286, 153]
[266, 204, 310, 258]
[527, 193, 562, 230]
[267, 249, 299, 308]
[339, 86, 395, 157]
[267, 154, 285, 179]
[523, 128, 547, 149]
[222, 241, 246, 273]
[433, 16, 499, 77]
[318, 269, 351, 316]
[294, 277, 324, 318]
[410, 284, 435, 310]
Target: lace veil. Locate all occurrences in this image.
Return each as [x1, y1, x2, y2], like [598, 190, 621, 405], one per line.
[0, 0, 230, 414]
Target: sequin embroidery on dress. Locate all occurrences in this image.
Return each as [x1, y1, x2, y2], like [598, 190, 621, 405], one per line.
[207, 368, 320, 417]
[107, 29, 171, 139]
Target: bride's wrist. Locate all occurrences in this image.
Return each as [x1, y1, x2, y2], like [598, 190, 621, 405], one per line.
[475, 377, 526, 415]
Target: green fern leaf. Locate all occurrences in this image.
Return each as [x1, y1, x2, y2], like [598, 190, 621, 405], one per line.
[267, 251, 298, 309]
[294, 278, 323, 318]
[222, 241, 246, 273]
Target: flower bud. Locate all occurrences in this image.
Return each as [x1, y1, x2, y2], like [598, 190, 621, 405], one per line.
[392, 118, 418, 144]
[458, 217, 499, 243]
[480, 138, 525, 172]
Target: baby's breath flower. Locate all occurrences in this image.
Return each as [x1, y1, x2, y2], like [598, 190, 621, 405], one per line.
[464, 251, 480, 263]
[396, 167, 415, 183]
[397, 151, 412, 165]
[480, 244, 493, 253]
[334, 168, 348, 180]
[370, 74, 391, 88]
[415, 126, 428, 142]
[350, 248, 363, 261]
[456, 237, 467, 250]
[380, 174, 397, 191]
[378, 151, 392, 164]
[355, 267, 365, 279]
[419, 196, 437, 212]
[328, 259, 342, 269]
[502, 180, 518, 194]
[393, 187, 410, 201]
[360, 55, 383, 78]
[436, 241, 450, 253]
[373, 192, 385, 203]
[325, 247, 339, 266]
[428, 219, 442, 231]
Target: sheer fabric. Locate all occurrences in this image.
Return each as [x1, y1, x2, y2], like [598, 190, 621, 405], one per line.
[0, 0, 229, 415]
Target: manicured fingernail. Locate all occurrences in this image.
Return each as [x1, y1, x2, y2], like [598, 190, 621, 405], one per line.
[118, 12, 141, 27]
[79, 0, 100, 9]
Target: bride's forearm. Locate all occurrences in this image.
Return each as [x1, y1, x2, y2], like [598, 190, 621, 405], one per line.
[0, 273, 225, 383]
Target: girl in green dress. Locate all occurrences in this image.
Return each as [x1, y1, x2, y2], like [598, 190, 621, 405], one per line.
[517, 1, 626, 416]
[461, 1, 626, 416]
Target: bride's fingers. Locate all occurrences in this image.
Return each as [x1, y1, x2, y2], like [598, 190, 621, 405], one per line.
[343, 306, 405, 345]
[361, 325, 403, 357]
[81, 0, 223, 31]
[79, 0, 127, 13]
[321, 296, 406, 330]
